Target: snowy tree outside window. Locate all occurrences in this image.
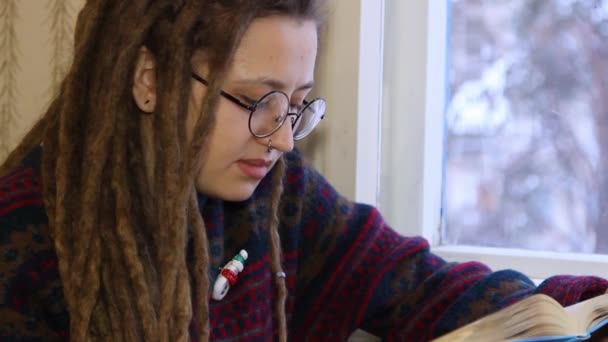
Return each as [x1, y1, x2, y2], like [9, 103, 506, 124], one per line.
[444, 0, 608, 254]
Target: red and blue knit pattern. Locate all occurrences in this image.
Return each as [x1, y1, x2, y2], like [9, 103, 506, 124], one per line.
[1, 149, 607, 341]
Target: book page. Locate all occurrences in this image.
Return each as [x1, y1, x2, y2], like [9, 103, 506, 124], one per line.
[564, 294, 608, 332]
[433, 295, 580, 342]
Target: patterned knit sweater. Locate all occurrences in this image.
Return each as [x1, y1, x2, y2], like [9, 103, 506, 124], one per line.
[1, 148, 607, 341]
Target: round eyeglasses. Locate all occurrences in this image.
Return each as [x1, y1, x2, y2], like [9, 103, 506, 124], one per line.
[191, 72, 326, 140]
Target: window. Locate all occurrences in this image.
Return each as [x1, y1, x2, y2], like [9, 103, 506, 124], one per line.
[379, 0, 608, 278]
[445, 0, 608, 254]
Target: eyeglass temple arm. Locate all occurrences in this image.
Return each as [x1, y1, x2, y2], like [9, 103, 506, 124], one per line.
[190, 72, 255, 111]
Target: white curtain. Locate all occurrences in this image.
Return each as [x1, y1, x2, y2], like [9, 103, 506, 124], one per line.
[0, 0, 83, 160]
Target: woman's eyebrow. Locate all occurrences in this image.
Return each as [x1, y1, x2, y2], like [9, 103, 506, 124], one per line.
[232, 77, 315, 92]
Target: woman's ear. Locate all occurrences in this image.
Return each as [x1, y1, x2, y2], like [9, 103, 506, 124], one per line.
[132, 46, 157, 113]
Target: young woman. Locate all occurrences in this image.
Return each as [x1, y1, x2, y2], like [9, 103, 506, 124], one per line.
[0, 1, 606, 341]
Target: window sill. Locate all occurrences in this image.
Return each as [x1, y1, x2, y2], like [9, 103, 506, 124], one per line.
[432, 245, 608, 280]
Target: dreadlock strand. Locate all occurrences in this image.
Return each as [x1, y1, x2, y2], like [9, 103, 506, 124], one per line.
[105, 1, 172, 263]
[127, 113, 162, 316]
[153, 62, 185, 342]
[53, 108, 82, 319]
[150, 11, 188, 334]
[173, 266, 193, 342]
[51, 0, 112, 320]
[83, 2, 177, 339]
[112, 102, 159, 341]
[68, 158, 106, 337]
[40, 101, 60, 233]
[98, 255, 134, 341]
[71, 0, 145, 290]
[67, 24, 122, 339]
[71, 178, 114, 341]
[100, 200, 143, 341]
[63, 1, 168, 338]
[269, 157, 288, 342]
[72, 0, 109, 58]
[80, 231, 103, 337]
[189, 191, 211, 339]
[87, 269, 113, 341]
[106, 199, 145, 341]
[152, 6, 204, 340]
[70, 233, 103, 341]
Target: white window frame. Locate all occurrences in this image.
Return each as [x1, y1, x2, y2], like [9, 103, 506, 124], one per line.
[345, 0, 608, 280]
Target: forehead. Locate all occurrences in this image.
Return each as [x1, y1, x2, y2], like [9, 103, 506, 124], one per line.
[228, 16, 318, 89]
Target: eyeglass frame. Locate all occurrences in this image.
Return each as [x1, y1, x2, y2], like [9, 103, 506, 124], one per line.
[190, 71, 325, 140]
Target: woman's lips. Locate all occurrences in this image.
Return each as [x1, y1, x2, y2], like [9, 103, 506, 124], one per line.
[237, 159, 271, 179]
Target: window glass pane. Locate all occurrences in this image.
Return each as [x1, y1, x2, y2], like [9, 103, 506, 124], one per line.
[444, 0, 608, 254]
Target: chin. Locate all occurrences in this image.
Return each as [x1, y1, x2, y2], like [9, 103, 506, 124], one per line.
[197, 182, 259, 202]
[221, 190, 256, 202]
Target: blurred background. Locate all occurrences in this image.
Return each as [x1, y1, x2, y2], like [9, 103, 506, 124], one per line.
[444, 0, 608, 253]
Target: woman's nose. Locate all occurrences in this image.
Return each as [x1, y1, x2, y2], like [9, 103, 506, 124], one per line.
[265, 118, 294, 153]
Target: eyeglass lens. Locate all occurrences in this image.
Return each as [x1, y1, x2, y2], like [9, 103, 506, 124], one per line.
[249, 92, 326, 140]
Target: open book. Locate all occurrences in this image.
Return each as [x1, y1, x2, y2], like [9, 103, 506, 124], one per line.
[432, 293, 608, 342]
